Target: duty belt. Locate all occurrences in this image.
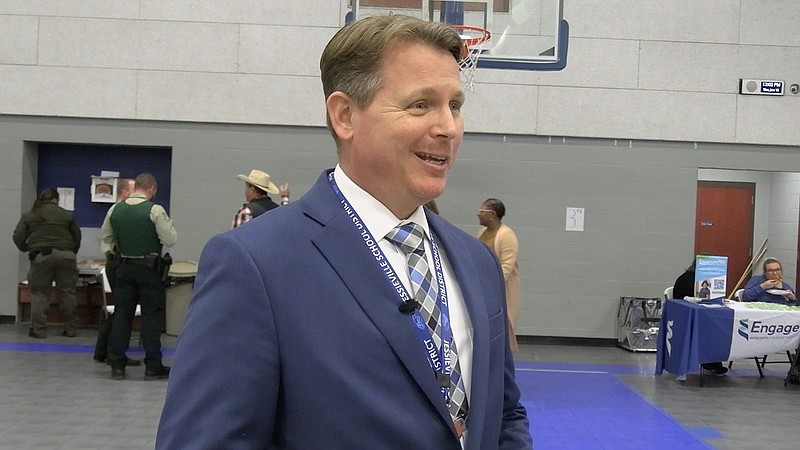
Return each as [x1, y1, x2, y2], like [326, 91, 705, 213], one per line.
[121, 255, 160, 268]
[121, 256, 148, 265]
[29, 247, 70, 260]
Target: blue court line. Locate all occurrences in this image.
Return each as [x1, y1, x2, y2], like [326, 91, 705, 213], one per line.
[0, 341, 175, 356]
[0, 342, 94, 353]
[515, 368, 717, 449]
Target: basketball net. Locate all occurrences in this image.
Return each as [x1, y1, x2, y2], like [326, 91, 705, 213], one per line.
[454, 25, 491, 92]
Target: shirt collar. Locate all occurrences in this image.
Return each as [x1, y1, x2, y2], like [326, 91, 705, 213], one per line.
[332, 164, 431, 241]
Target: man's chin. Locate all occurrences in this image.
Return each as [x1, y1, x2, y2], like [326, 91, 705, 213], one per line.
[418, 193, 444, 205]
[417, 181, 446, 199]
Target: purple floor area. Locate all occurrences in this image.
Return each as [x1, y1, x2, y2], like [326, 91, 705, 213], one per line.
[516, 366, 717, 449]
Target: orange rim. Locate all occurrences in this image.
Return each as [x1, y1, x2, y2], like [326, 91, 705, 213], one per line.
[452, 25, 491, 47]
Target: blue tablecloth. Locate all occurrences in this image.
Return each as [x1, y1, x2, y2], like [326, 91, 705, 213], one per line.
[655, 299, 733, 377]
[656, 299, 800, 377]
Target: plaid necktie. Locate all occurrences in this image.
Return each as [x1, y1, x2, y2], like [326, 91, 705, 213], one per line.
[385, 222, 469, 434]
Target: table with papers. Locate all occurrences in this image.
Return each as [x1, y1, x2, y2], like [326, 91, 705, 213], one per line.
[656, 298, 800, 379]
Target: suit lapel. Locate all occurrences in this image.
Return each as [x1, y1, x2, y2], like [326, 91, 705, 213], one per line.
[303, 172, 453, 426]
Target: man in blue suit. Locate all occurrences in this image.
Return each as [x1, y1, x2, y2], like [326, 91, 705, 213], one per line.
[156, 14, 531, 449]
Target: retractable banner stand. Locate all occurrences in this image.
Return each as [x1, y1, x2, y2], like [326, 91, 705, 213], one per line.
[695, 255, 727, 300]
[728, 302, 800, 360]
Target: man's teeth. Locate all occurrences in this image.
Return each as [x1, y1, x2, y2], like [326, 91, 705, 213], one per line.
[418, 153, 446, 164]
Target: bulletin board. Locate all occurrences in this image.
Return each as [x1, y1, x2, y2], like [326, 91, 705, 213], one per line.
[36, 143, 172, 228]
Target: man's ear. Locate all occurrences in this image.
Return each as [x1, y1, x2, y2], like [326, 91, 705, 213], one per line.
[326, 92, 354, 142]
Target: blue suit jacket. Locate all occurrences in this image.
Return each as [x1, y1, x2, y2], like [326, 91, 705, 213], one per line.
[156, 171, 531, 449]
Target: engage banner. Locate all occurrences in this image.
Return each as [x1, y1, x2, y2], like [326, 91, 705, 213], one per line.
[728, 302, 800, 360]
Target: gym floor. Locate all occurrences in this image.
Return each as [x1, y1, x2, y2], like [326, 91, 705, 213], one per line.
[0, 324, 796, 449]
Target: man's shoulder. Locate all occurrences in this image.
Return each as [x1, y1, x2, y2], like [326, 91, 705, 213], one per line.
[248, 197, 278, 216]
[250, 196, 278, 206]
[229, 200, 307, 235]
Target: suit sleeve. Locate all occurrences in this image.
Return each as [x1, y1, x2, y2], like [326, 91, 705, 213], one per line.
[495, 261, 533, 449]
[156, 232, 279, 449]
[499, 337, 532, 448]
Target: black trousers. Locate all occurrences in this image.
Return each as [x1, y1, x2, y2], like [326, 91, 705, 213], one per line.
[94, 315, 113, 360]
[107, 262, 165, 370]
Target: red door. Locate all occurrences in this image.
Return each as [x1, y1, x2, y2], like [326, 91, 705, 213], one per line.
[695, 182, 755, 296]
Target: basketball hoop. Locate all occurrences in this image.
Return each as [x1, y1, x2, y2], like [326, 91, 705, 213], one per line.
[452, 25, 491, 92]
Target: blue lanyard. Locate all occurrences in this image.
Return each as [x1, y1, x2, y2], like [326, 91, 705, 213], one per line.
[328, 172, 455, 400]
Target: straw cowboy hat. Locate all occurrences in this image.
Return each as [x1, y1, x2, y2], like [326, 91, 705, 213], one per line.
[236, 169, 280, 195]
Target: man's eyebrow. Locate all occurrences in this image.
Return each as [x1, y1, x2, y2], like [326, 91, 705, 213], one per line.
[412, 87, 465, 102]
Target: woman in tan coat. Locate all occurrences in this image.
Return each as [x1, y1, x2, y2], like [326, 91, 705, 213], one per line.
[477, 198, 521, 350]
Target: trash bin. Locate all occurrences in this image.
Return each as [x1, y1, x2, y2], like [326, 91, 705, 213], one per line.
[165, 260, 198, 336]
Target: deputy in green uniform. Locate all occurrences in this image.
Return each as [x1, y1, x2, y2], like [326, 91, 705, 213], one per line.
[101, 173, 177, 381]
[13, 188, 82, 339]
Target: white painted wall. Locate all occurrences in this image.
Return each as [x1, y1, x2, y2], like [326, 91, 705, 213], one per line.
[1, 1, 799, 338]
[1, 1, 798, 143]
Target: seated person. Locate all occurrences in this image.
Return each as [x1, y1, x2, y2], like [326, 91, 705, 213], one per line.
[673, 260, 728, 376]
[741, 257, 797, 304]
[672, 261, 696, 300]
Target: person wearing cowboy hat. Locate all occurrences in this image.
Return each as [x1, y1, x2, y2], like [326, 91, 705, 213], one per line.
[232, 169, 290, 229]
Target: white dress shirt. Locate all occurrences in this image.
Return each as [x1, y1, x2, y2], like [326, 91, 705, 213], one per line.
[332, 165, 474, 409]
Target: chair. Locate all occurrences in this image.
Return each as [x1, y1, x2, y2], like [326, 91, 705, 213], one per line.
[744, 352, 795, 378]
[99, 267, 141, 319]
[663, 286, 673, 301]
[98, 267, 141, 343]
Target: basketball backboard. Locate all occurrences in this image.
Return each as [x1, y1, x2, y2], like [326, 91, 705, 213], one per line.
[346, 0, 568, 71]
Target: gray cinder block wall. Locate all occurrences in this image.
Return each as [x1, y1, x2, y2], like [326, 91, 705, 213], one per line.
[1, 0, 798, 338]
